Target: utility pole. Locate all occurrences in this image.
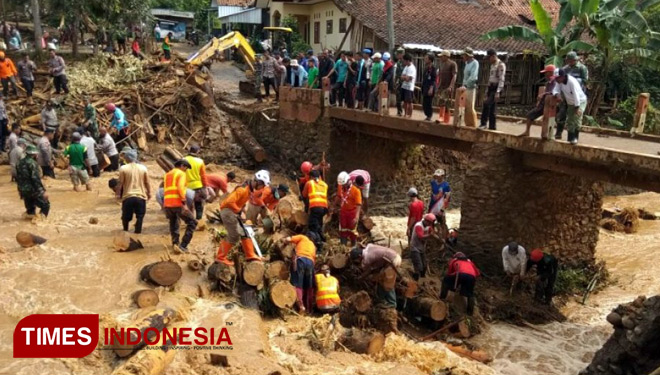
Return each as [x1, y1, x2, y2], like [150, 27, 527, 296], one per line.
[31, 0, 43, 55]
[386, 0, 395, 52]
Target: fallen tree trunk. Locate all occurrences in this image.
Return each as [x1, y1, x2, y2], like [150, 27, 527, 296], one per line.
[445, 344, 492, 363]
[113, 308, 177, 358]
[16, 231, 47, 247]
[410, 297, 447, 321]
[346, 291, 372, 313]
[265, 260, 290, 281]
[140, 261, 182, 287]
[243, 261, 265, 287]
[338, 329, 385, 355]
[269, 279, 297, 309]
[112, 341, 176, 375]
[207, 262, 235, 283]
[222, 109, 267, 162]
[132, 290, 159, 308]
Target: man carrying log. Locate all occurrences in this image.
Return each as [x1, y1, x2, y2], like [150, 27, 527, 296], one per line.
[440, 252, 480, 316]
[284, 232, 318, 314]
[62, 132, 92, 192]
[215, 173, 266, 265]
[163, 159, 197, 253]
[410, 213, 441, 280]
[98, 126, 119, 171]
[184, 145, 209, 220]
[16, 145, 50, 218]
[302, 169, 328, 250]
[37, 129, 56, 178]
[350, 244, 401, 308]
[527, 249, 558, 305]
[117, 148, 151, 234]
[315, 264, 341, 314]
[335, 171, 362, 247]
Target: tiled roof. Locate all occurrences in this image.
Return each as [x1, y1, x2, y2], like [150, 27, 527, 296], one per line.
[487, 0, 561, 25]
[333, 0, 549, 52]
[211, 0, 255, 7]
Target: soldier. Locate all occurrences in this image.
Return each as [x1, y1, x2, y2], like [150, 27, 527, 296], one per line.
[16, 145, 50, 218]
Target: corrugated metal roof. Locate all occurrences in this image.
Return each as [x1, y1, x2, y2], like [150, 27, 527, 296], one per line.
[211, 0, 255, 7]
[218, 5, 246, 17]
[218, 7, 262, 23]
[150, 9, 195, 19]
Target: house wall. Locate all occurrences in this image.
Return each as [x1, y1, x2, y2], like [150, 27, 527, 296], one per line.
[270, 1, 352, 52]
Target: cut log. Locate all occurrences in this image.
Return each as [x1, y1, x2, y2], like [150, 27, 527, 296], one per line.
[410, 297, 447, 321]
[338, 329, 385, 355]
[207, 261, 235, 283]
[380, 267, 398, 291]
[346, 291, 372, 313]
[222, 109, 267, 162]
[113, 232, 144, 252]
[242, 261, 265, 286]
[111, 339, 176, 375]
[369, 306, 399, 334]
[188, 259, 203, 271]
[361, 216, 375, 231]
[265, 260, 290, 280]
[164, 147, 184, 162]
[404, 279, 418, 299]
[269, 279, 297, 309]
[330, 252, 349, 270]
[136, 129, 148, 151]
[140, 261, 182, 286]
[238, 282, 259, 310]
[16, 231, 47, 247]
[456, 320, 471, 338]
[132, 289, 159, 308]
[339, 312, 369, 329]
[156, 156, 174, 173]
[112, 308, 177, 358]
[445, 344, 492, 363]
[180, 84, 214, 108]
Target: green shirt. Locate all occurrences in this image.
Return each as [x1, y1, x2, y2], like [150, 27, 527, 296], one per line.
[64, 143, 87, 169]
[162, 36, 171, 51]
[370, 61, 384, 85]
[334, 59, 349, 83]
[307, 67, 319, 88]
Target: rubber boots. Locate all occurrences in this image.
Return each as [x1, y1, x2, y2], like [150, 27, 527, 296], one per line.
[216, 240, 234, 265]
[443, 108, 451, 124]
[241, 238, 261, 261]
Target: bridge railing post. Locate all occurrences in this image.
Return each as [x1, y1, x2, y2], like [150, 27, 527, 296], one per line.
[378, 82, 389, 116]
[541, 94, 558, 140]
[322, 77, 331, 109]
[452, 87, 466, 127]
[630, 93, 650, 136]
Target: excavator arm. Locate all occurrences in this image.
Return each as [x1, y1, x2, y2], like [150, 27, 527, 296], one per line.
[185, 31, 256, 71]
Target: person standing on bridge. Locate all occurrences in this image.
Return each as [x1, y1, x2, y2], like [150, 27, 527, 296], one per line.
[555, 51, 588, 140]
[325, 51, 348, 107]
[460, 48, 479, 127]
[367, 52, 384, 112]
[436, 50, 457, 124]
[480, 49, 506, 130]
[394, 47, 406, 116]
[421, 53, 437, 122]
[521, 65, 557, 137]
[400, 54, 416, 118]
[553, 69, 587, 145]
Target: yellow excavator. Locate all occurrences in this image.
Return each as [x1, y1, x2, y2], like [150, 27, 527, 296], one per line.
[186, 31, 256, 71]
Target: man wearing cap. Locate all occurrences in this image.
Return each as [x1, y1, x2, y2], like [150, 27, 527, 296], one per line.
[367, 52, 384, 112]
[0, 51, 18, 97]
[303, 169, 328, 246]
[527, 249, 558, 304]
[288, 59, 308, 88]
[381, 52, 395, 96]
[17, 145, 50, 218]
[163, 159, 198, 253]
[17, 53, 36, 104]
[205, 171, 236, 201]
[315, 264, 341, 314]
[460, 48, 479, 127]
[400, 54, 416, 117]
[37, 128, 56, 178]
[9, 138, 27, 182]
[48, 48, 69, 94]
[429, 169, 450, 216]
[184, 145, 209, 220]
[80, 130, 100, 177]
[99, 126, 119, 171]
[421, 53, 437, 121]
[40, 100, 60, 148]
[553, 69, 587, 144]
[63, 132, 92, 191]
[394, 47, 406, 116]
[117, 148, 151, 234]
[480, 49, 506, 130]
[410, 213, 440, 280]
[521, 65, 558, 137]
[407, 187, 424, 239]
[325, 51, 349, 107]
[436, 50, 457, 124]
[556, 51, 588, 139]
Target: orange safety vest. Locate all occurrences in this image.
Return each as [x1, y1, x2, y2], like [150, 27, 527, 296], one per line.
[307, 179, 328, 208]
[163, 169, 187, 208]
[315, 274, 340, 310]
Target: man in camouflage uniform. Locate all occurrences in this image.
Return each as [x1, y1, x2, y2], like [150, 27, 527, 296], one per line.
[16, 145, 50, 218]
[555, 51, 589, 140]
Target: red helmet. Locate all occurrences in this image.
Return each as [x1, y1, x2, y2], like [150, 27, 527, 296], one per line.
[424, 213, 436, 222]
[105, 102, 116, 112]
[300, 161, 313, 174]
[530, 249, 544, 262]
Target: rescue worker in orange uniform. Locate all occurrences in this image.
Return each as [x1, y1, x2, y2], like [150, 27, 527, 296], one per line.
[247, 183, 290, 224]
[163, 159, 198, 252]
[302, 169, 328, 251]
[216, 172, 267, 265]
[298, 161, 314, 211]
[184, 145, 209, 220]
[284, 232, 318, 314]
[336, 171, 362, 246]
[0, 51, 18, 97]
[315, 264, 341, 314]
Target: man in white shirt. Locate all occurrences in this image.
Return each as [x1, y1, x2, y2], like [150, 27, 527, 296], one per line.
[80, 130, 99, 177]
[502, 241, 527, 278]
[401, 54, 416, 118]
[553, 69, 587, 145]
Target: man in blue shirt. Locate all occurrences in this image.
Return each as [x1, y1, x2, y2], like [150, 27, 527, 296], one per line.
[325, 52, 349, 107]
[106, 102, 129, 143]
[460, 48, 479, 127]
[429, 169, 451, 216]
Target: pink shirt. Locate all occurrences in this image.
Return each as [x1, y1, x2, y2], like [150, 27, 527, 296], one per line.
[349, 169, 371, 184]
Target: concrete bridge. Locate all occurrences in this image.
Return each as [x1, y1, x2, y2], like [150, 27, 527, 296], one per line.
[259, 85, 660, 266]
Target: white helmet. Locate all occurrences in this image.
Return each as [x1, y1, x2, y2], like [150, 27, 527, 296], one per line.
[407, 187, 418, 196]
[434, 168, 446, 177]
[255, 170, 270, 185]
[337, 171, 349, 185]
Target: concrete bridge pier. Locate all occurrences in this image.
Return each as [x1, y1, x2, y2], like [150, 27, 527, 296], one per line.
[459, 143, 603, 266]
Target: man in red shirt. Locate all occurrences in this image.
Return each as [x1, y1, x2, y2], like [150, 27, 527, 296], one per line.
[440, 252, 480, 315]
[406, 187, 424, 239]
[205, 171, 236, 201]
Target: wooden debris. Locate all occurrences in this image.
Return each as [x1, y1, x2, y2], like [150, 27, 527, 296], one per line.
[222, 109, 267, 162]
[140, 261, 183, 286]
[410, 297, 447, 321]
[188, 259, 203, 271]
[113, 232, 144, 252]
[265, 260, 290, 280]
[89, 217, 99, 224]
[269, 280, 297, 309]
[16, 231, 47, 247]
[210, 354, 229, 367]
[208, 262, 235, 284]
[445, 344, 492, 363]
[456, 320, 471, 338]
[132, 289, 159, 308]
[338, 329, 385, 355]
[330, 252, 349, 270]
[113, 308, 177, 358]
[346, 291, 372, 313]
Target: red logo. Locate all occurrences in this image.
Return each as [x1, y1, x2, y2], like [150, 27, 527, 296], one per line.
[13, 314, 99, 358]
